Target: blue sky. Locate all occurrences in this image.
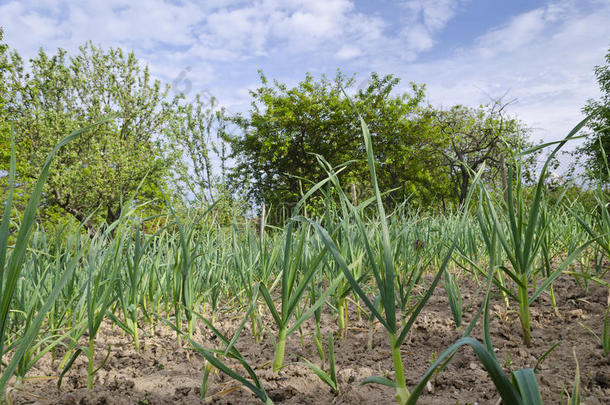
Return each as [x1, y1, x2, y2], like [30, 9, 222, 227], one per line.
[1, 0, 609, 149]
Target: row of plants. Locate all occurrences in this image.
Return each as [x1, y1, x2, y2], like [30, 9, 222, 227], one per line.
[0, 114, 609, 404]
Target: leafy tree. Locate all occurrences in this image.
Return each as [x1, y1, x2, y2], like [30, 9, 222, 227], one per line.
[0, 28, 10, 166]
[226, 71, 444, 221]
[167, 94, 220, 206]
[580, 45, 610, 181]
[3, 42, 180, 232]
[0, 28, 22, 214]
[425, 101, 530, 205]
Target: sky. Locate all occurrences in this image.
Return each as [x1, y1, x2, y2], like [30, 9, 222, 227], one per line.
[1, 0, 609, 156]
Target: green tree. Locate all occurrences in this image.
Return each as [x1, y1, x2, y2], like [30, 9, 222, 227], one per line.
[167, 94, 220, 206]
[166, 94, 250, 225]
[226, 71, 444, 221]
[580, 45, 610, 181]
[425, 101, 530, 205]
[0, 28, 10, 166]
[0, 28, 20, 214]
[4, 42, 180, 231]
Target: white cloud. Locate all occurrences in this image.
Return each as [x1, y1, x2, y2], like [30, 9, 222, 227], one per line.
[476, 8, 549, 58]
[336, 45, 362, 60]
[394, 0, 610, 145]
[399, 0, 463, 57]
[0, 0, 454, 96]
[402, 0, 461, 32]
[1, 0, 607, 155]
[273, 0, 351, 40]
[401, 24, 436, 58]
[0, 0, 203, 57]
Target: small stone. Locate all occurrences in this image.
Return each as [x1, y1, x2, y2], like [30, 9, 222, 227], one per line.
[174, 386, 191, 396]
[568, 309, 584, 319]
[582, 396, 602, 405]
[59, 393, 77, 405]
[595, 369, 610, 387]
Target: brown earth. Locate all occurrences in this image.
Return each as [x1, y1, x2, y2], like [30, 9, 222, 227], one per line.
[6, 272, 610, 405]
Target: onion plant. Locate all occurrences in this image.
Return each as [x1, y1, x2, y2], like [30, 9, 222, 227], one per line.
[580, 304, 610, 357]
[0, 121, 107, 396]
[254, 175, 347, 373]
[228, 223, 273, 341]
[57, 192, 149, 388]
[139, 220, 172, 333]
[316, 180, 377, 338]
[161, 286, 274, 404]
[569, 139, 610, 300]
[476, 116, 592, 346]
[110, 216, 159, 351]
[405, 250, 555, 405]
[308, 277, 326, 362]
[163, 200, 218, 342]
[393, 213, 434, 316]
[301, 332, 338, 394]
[11, 228, 86, 381]
[260, 220, 343, 372]
[572, 136, 610, 254]
[64, 217, 130, 388]
[308, 116, 456, 404]
[443, 266, 462, 328]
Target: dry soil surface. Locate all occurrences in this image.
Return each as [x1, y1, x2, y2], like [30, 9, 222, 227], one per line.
[6, 272, 610, 405]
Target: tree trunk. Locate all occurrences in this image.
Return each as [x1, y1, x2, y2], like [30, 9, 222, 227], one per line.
[107, 205, 121, 224]
[59, 204, 99, 238]
[458, 168, 470, 206]
[53, 190, 99, 237]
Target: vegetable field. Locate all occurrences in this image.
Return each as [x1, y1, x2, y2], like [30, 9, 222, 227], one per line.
[2, 117, 610, 404]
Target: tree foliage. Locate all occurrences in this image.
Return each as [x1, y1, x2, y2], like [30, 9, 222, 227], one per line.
[0, 28, 10, 166]
[425, 101, 529, 205]
[167, 94, 222, 206]
[226, 71, 530, 220]
[226, 71, 445, 221]
[165, 93, 250, 224]
[0, 34, 539, 226]
[580, 46, 610, 181]
[3, 42, 180, 230]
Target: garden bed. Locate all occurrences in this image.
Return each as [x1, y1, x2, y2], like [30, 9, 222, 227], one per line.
[7, 272, 610, 405]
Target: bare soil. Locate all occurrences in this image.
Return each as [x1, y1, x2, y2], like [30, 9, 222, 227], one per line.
[6, 273, 610, 405]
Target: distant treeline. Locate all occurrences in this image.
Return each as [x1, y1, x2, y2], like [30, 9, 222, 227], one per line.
[1, 28, 608, 226]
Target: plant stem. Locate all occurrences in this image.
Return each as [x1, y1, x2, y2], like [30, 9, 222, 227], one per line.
[496, 271, 510, 308]
[87, 338, 95, 389]
[549, 284, 560, 317]
[133, 319, 140, 352]
[273, 327, 287, 372]
[188, 317, 194, 339]
[343, 299, 349, 336]
[517, 280, 531, 346]
[338, 298, 346, 337]
[390, 333, 410, 404]
[315, 323, 325, 363]
[250, 310, 259, 343]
